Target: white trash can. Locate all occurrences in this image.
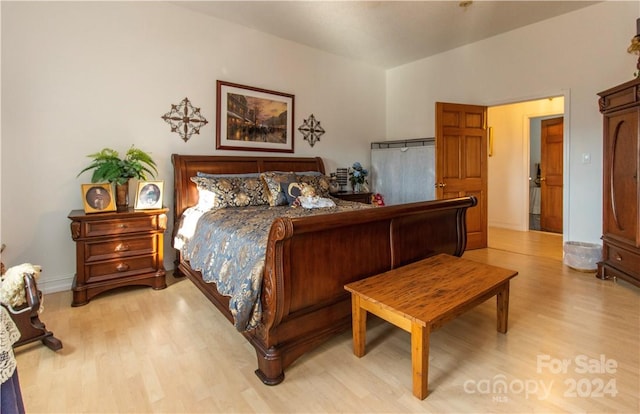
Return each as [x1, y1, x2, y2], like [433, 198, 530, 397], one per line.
[563, 241, 602, 272]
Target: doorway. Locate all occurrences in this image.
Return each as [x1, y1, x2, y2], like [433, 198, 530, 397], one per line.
[487, 97, 564, 240]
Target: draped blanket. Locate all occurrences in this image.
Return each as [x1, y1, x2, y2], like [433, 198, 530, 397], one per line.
[0, 306, 20, 384]
[175, 200, 372, 331]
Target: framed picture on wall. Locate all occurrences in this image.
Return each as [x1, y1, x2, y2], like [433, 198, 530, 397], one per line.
[82, 183, 116, 214]
[216, 80, 295, 153]
[134, 181, 163, 210]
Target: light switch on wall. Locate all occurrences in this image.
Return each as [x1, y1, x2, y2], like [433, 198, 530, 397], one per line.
[582, 153, 591, 164]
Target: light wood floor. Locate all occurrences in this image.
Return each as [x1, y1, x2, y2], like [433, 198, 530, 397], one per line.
[488, 227, 564, 261]
[14, 228, 639, 413]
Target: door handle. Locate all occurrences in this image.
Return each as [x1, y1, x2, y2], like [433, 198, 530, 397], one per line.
[539, 177, 546, 181]
[434, 182, 447, 188]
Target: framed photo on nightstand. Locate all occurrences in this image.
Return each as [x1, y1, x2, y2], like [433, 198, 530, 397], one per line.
[82, 183, 116, 213]
[134, 181, 163, 210]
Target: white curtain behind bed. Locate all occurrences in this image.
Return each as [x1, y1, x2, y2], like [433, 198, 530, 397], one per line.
[371, 138, 435, 206]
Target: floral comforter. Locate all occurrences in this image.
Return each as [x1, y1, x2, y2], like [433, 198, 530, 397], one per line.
[175, 199, 372, 331]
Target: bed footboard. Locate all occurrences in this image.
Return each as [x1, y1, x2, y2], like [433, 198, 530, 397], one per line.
[253, 196, 477, 384]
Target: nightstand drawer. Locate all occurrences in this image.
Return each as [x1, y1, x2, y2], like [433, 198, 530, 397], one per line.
[605, 244, 640, 275]
[84, 235, 157, 262]
[85, 255, 158, 283]
[83, 215, 159, 238]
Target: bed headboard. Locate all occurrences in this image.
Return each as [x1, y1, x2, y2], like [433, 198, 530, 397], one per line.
[171, 154, 325, 223]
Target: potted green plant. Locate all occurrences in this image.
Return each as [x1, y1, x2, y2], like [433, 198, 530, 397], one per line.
[77, 146, 158, 212]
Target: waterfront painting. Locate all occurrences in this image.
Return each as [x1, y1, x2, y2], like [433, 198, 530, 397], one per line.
[216, 81, 294, 152]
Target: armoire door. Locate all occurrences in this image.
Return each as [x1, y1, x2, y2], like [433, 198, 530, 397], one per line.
[603, 110, 638, 245]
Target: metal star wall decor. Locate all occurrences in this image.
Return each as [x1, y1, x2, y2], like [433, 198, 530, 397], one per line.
[162, 97, 209, 142]
[298, 114, 325, 147]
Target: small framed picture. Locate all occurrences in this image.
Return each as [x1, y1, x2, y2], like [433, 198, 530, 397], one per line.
[82, 183, 116, 214]
[135, 181, 163, 210]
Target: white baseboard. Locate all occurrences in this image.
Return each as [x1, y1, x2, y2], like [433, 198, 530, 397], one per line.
[488, 221, 527, 232]
[39, 274, 74, 294]
[38, 268, 177, 295]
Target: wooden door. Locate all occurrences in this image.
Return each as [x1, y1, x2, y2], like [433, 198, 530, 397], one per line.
[435, 102, 487, 249]
[540, 117, 563, 233]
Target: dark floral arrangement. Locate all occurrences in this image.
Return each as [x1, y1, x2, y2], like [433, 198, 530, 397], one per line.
[349, 161, 368, 186]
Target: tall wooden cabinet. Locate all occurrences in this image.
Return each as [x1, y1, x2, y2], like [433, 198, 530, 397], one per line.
[597, 78, 640, 287]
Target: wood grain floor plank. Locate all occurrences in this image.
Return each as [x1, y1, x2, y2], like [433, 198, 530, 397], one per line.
[13, 228, 639, 413]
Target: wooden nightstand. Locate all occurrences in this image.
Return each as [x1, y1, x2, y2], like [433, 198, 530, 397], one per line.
[331, 191, 372, 204]
[68, 208, 168, 306]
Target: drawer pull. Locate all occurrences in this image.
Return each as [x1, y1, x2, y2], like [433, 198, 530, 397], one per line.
[615, 254, 622, 262]
[114, 243, 130, 252]
[116, 263, 130, 272]
[118, 224, 128, 229]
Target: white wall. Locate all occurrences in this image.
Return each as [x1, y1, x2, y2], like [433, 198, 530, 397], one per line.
[386, 1, 639, 245]
[487, 98, 564, 231]
[0, 2, 385, 292]
[4, 1, 638, 293]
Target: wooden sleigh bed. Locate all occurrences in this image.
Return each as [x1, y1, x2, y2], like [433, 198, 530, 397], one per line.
[172, 154, 477, 385]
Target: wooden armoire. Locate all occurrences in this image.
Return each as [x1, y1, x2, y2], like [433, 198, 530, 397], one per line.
[597, 78, 640, 287]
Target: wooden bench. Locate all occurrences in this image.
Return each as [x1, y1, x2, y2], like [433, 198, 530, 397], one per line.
[344, 253, 518, 399]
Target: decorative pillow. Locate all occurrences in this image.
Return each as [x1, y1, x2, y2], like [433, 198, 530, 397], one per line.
[196, 172, 260, 178]
[260, 172, 297, 206]
[296, 174, 331, 197]
[195, 187, 217, 211]
[283, 182, 322, 207]
[295, 171, 323, 177]
[280, 180, 303, 206]
[265, 170, 322, 177]
[191, 176, 268, 209]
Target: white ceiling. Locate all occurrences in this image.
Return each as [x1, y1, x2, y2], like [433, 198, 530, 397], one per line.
[173, 1, 598, 69]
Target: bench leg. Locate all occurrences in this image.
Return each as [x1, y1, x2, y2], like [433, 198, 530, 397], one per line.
[351, 294, 367, 357]
[411, 322, 430, 400]
[496, 281, 510, 333]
